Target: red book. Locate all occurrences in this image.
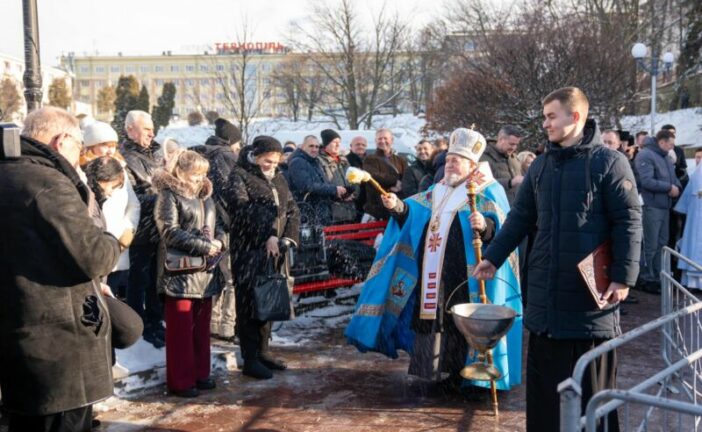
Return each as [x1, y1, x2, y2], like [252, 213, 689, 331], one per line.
[577, 240, 612, 309]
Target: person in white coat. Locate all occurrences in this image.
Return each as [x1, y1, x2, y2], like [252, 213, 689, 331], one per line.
[81, 121, 141, 300]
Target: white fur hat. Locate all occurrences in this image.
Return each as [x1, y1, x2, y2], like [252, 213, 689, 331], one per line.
[447, 128, 487, 163]
[83, 121, 119, 147]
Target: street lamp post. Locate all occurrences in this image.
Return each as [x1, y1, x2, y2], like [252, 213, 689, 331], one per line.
[22, 0, 43, 113]
[631, 43, 675, 135]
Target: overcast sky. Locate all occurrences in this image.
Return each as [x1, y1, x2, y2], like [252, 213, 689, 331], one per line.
[1, 0, 439, 67]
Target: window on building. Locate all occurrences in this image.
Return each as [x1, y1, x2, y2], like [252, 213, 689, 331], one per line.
[185, 64, 195, 72]
[216, 92, 224, 100]
[216, 64, 224, 72]
[79, 80, 90, 87]
[80, 65, 89, 74]
[155, 79, 164, 86]
[200, 78, 210, 86]
[155, 65, 164, 72]
[171, 65, 179, 72]
[110, 65, 120, 73]
[95, 65, 105, 73]
[186, 79, 194, 87]
[140, 65, 150, 73]
[199, 64, 209, 72]
[125, 65, 136, 73]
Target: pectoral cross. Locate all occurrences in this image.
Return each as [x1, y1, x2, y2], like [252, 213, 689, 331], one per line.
[428, 233, 443, 252]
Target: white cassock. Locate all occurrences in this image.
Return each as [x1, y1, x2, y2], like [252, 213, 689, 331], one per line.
[675, 163, 702, 290]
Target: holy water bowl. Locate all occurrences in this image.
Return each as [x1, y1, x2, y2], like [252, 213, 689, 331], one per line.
[449, 303, 517, 352]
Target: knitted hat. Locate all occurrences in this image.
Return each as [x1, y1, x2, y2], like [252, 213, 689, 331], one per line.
[252, 135, 283, 156]
[83, 122, 119, 147]
[214, 118, 242, 144]
[447, 128, 487, 163]
[320, 129, 341, 147]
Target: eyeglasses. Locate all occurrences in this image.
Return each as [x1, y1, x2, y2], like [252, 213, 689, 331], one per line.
[57, 132, 84, 149]
[308, 145, 320, 149]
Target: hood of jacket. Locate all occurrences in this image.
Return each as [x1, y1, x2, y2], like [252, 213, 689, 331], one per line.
[643, 138, 670, 158]
[152, 169, 213, 199]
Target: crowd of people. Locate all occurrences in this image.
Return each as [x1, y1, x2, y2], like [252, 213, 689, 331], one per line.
[0, 91, 700, 431]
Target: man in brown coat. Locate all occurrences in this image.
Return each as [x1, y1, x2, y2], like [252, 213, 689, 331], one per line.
[480, 125, 524, 205]
[362, 128, 408, 220]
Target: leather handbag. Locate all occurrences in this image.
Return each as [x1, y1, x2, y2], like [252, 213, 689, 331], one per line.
[164, 248, 206, 274]
[253, 257, 293, 322]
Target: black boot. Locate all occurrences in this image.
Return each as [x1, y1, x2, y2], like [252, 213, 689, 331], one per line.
[242, 358, 273, 379]
[259, 353, 287, 371]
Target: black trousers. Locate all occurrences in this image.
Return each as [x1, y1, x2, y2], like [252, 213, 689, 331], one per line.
[527, 332, 619, 432]
[8, 406, 92, 432]
[237, 318, 272, 361]
[127, 244, 162, 330]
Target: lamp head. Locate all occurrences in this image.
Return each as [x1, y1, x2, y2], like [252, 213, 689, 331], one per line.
[662, 52, 675, 65]
[631, 43, 648, 59]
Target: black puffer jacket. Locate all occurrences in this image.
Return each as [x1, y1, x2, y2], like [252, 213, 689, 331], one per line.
[153, 171, 224, 299]
[226, 150, 300, 320]
[121, 139, 163, 244]
[191, 136, 238, 218]
[483, 120, 642, 339]
[0, 137, 120, 415]
[401, 158, 434, 197]
[480, 143, 523, 204]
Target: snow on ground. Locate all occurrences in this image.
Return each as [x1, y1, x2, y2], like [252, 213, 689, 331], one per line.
[272, 284, 361, 347]
[155, 114, 426, 154]
[620, 107, 702, 148]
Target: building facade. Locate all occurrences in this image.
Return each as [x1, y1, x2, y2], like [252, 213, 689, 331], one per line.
[61, 43, 292, 121]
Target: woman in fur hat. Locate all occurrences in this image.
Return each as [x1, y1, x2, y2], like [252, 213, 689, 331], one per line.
[153, 150, 226, 397]
[227, 136, 300, 380]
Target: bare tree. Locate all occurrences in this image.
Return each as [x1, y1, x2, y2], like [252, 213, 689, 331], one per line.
[428, 0, 639, 147]
[291, 0, 410, 129]
[209, 16, 273, 142]
[272, 54, 327, 121]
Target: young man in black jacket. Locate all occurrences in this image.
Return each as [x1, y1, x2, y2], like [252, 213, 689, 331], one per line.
[474, 87, 642, 432]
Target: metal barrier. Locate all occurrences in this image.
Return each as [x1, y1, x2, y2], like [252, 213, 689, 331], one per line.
[559, 246, 702, 431]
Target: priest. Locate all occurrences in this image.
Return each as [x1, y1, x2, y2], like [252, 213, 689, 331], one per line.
[345, 128, 522, 391]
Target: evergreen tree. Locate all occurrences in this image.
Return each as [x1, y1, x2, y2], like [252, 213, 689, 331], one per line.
[152, 82, 176, 134]
[0, 77, 22, 122]
[111, 75, 140, 140]
[137, 84, 150, 113]
[48, 78, 72, 110]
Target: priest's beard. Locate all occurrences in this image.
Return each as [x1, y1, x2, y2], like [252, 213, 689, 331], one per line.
[444, 173, 467, 187]
[262, 169, 275, 180]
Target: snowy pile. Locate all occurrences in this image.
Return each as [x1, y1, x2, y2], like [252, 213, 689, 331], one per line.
[620, 107, 702, 148]
[155, 114, 426, 154]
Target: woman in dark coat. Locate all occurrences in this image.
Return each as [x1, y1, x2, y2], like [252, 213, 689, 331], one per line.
[227, 136, 300, 380]
[153, 150, 225, 397]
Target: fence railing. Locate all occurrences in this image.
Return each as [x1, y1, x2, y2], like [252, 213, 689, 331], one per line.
[559, 247, 702, 431]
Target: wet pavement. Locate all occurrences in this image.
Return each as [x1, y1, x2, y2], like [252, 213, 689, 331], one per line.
[0, 289, 685, 431]
[88, 289, 671, 432]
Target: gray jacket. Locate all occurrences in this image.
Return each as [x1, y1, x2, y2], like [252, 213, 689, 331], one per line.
[635, 140, 681, 210]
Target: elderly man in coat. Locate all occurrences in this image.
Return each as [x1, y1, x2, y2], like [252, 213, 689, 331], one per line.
[0, 107, 120, 431]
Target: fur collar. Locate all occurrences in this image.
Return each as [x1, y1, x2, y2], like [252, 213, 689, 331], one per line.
[152, 169, 213, 199]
